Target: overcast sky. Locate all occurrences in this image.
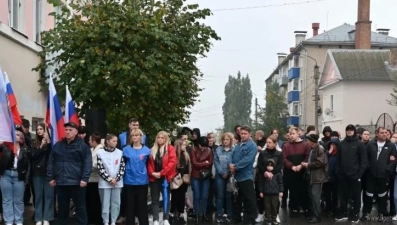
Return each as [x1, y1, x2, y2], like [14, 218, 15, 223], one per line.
[182, 0, 397, 134]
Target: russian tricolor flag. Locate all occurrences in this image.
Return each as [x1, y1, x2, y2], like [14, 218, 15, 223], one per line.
[0, 67, 16, 154]
[46, 74, 65, 146]
[65, 85, 79, 127]
[4, 72, 22, 126]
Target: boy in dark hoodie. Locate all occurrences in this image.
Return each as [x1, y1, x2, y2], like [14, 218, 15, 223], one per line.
[323, 132, 340, 216]
[259, 159, 283, 225]
[319, 126, 332, 151]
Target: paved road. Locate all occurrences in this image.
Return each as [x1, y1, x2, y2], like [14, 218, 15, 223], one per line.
[20, 205, 392, 225]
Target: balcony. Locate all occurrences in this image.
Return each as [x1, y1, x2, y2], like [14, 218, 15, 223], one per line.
[279, 76, 288, 87]
[287, 90, 299, 103]
[288, 67, 300, 80]
[287, 116, 299, 126]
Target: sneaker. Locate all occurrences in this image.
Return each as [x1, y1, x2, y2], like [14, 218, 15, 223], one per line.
[276, 215, 280, 223]
[255, 214, 264, 222]
[153, 221, 159, 225]
[217, 217, 224, 223]
[43, 221, 50, 225]
[163, 220, 170, 225]
[393, 215, 397, 221]
[36, 222, 43, 225]
[351, 214, 359, 223]
[335, 212, 348, 221]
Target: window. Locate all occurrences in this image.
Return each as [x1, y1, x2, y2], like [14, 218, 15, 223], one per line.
[300, 79, 303, 92]
[9, 0, 20, 29]
[35, 0, 42, 42]
[293, 78, 299, 91]
[330, 95, 334, 111]
[293, 55, 300, 67]
[292, 102, 299, 116]
[299, 56, 303, 67]
[299, 103, 302, 115]
[32, 117, 44, 132]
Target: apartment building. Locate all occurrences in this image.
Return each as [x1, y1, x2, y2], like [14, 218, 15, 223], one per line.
[265, 0, 397, 131]
[0, 0, 57, 131]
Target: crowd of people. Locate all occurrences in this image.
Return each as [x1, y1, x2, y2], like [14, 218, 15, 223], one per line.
[1, 117, 397, 225]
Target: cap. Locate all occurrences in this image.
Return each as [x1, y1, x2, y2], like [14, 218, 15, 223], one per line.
[307, 134, 319, 143]
[64, 122, 78, 129]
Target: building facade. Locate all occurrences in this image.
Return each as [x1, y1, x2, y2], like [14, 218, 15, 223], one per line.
[265, 23, 397, 131]
[0, 0, 56, 131]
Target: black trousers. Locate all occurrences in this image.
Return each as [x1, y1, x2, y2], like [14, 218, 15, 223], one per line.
[264, 195, 279, 221]
[125, 184, 149, 225]
[323, 181, 338, 213]
[287, 170, 308, 211]
[207, 178, 216, 209]
[232, 179, 257, 223]
[338, 178, 361, 215]
[119, 186, 127, 217]
[282, 169, 289, 205]
[57, 185, 87, 225]
[86, 182, 102, 224]
[171, 184, 188, 214]
[24, 180, 35, 205]
[390, 173, 396, 215]
[362, 173, 389, 215]
[255, 181, 264, 214]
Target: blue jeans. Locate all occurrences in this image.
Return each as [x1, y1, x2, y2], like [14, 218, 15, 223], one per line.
[0, 170, 25, 224]
[99, 188, 122, 223]
[215, 174, 232, 218]
[191, 177, 210, 214]
[33, 176, 54, 222]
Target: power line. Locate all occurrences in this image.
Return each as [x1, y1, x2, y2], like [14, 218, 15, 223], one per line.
[212, 0, 328, 12]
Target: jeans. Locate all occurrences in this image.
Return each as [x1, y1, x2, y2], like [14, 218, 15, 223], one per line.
[99, 188, 122, 224]
[32, 176, 54, 222]
[215, 175, 232, 218]
[57, 185, 87, 225]
[150, 179, 171, 221]
[0, 170, 25, 224]
[191, 177, 210, 215]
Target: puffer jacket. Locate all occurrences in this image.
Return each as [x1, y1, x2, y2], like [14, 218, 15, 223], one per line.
[47, 137, 92, 185]
[366, 139, 397, 178]
[336, 136, 368, 179]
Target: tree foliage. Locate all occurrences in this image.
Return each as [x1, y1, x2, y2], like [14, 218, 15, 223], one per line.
[222, 72, 252, 132]
[258, 82, 288, 135]
[34, 0, 220, 136]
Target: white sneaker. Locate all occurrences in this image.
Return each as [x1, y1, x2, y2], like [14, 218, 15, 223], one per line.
[393, 215, 397, 221]
[36, 222, 43, 225]
[163, 220, 170, 225]
[153, 220, 159, 225]
[16, 224, 23, 225]
[255, 214, 264, 222]
[276, 214, 280, 222]
[43, 221, 50, 225]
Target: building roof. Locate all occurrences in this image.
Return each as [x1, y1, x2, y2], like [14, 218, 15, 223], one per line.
[327, 49, 397, 81]
[305, 24, 397, 45]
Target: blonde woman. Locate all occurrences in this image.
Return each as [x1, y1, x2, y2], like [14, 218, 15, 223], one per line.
[147, 131, 177, 225]
[214, 132, 234, 223]
[122, 129, 150, 225]
[170, 139, 191, 224]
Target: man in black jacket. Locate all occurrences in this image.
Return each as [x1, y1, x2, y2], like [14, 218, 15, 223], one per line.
[361, 127, 397, 222]
[335, 124, 368, 223]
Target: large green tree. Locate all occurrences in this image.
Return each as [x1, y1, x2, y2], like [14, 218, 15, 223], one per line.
[34, 0, 220, 136]
[222, 71, 252, 132]
[259, 82, 288, 135]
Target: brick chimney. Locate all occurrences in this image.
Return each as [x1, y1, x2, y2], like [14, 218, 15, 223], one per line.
[391, 48, 397, 68]
[312, 23, 320, 36]
[355, 0, 372, 49]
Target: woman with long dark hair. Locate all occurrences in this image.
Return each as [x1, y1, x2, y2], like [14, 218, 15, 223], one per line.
[0, 130, 30, 225]
[29, 123, 54, 225]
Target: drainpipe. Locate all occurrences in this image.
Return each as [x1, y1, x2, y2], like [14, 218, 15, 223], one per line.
[302, 44, 308, 130]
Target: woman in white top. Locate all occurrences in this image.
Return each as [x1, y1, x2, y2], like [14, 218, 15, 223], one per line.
[97, 134, 125, 225]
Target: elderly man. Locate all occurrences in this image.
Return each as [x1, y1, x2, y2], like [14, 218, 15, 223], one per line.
[47, 122, 92, 225]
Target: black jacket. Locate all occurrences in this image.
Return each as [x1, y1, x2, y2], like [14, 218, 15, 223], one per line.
[0, 144, 30, 183]
[366, 140, 397, 178]
[336, 136, 368, 179]
[29, 141, 52, 177]
[47, 137, 92, 185]
[257, 149, 283, 175]
[258, 172, 284, 195]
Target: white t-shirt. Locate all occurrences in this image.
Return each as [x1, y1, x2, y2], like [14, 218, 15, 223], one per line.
[377, 141, 385, 160]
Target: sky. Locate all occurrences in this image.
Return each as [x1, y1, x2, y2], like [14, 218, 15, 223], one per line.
[182, 0, 397, 134]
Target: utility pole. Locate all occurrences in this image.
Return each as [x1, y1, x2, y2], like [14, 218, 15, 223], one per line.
[313, 65, 320, 132]
[255, 97, 258, 129]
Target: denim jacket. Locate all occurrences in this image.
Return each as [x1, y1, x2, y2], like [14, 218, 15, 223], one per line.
[231, 139, 257, 182]
[214, 146, 234, 176]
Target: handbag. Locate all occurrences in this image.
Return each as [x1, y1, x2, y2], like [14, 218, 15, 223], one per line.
[199, 169, 211, 179]
[182, 174, 191, 184]
[171, 173, 183, 190]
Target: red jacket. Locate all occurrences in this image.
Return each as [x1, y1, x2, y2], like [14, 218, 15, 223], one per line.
[191, 147, 213, 179]
[147, 144, 177, 182]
